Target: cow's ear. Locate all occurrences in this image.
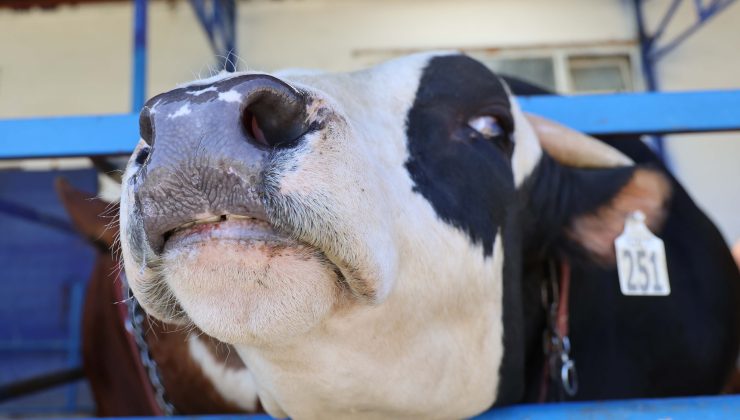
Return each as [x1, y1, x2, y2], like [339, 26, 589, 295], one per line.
[523, 115, 671, 265]
[563, 165, 670, 265]
[55, 177, 119, 249]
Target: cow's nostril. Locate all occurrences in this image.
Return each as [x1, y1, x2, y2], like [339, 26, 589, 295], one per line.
[139, 108, 154, 146]
[241, 81, 310, 149]
[244, 110, 269, 148]
[135, 146, 151, 165]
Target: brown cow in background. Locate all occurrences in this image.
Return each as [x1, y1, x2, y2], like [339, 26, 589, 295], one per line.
[55, 178, 259, 415]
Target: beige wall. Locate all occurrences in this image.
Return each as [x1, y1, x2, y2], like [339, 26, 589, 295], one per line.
[0, 0, 210, 117]
[0, 0, 635, 117]
[236, 0, 634, 71]
[0, 0, 738, 244]
[641, 1, 740, 245]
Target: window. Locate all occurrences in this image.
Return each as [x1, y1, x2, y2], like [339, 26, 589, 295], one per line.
[474, 56, 557, 92]
[353, 45, 640, 95]
[471, 50, 637, 94]
[568, 55, 633, 93]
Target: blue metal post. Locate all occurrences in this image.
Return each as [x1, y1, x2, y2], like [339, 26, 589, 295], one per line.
[132, 0, 148, 112]
[188, 0, 238, 72]
[652, 0, 738, 60]
[64, 281, 85, 411]
[222, 0, 238, 72]
[635, 0, 738, 165]
[634, 0, 668, 164]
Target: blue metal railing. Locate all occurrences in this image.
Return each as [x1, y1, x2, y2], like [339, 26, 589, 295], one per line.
[96, 395, 740, 419]
[2, 89, 740, 160]
[132, 0, 148, 112]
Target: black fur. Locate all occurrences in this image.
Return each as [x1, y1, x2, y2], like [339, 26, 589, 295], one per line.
[405, 54, 739, 406]
[506, 76, 740, 401]
[405, 55, 528, 404]
[405, 55, 515, 257]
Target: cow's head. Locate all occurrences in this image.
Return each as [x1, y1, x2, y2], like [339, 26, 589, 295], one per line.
[120, 52, 669, 418]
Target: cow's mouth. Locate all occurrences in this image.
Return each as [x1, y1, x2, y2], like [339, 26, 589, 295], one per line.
[162, 214, 289, 253]
[151, 211, 344, 344]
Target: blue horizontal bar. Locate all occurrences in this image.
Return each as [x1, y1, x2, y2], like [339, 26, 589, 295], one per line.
[480, 395, 740, 419]
[91, 395, 740, 420]
[0, 405, 95, 415]
[1, 90, 740, 160]
[0, 114, 139, 159]
[0, 340, 70, 351]
[518, 89, 740, 135]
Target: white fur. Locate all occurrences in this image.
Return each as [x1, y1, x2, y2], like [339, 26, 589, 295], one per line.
[187, 85, 218, 96]
[509, 98, 543, 187]
[187, 335, 260, 412]
[218, 90, 241, 103]
[168, 104, 191, 119]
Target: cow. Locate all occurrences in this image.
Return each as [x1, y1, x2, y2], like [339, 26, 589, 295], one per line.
[118, 52, 740, 419]
[54, 179, 261, 415]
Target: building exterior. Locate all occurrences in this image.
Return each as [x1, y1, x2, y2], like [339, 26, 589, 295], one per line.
[0, 0, 738, 244]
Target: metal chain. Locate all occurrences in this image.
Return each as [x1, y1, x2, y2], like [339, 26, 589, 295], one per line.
[123, 274, 176, 415]
[541, 259, 578, 401]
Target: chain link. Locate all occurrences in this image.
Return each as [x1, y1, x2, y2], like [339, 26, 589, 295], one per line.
[122, 273, 176, 415]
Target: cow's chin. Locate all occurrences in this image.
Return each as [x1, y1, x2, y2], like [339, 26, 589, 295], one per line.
[160, 221, 341, 346]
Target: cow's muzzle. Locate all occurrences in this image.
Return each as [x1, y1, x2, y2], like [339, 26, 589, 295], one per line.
[132, 74, 312, 253]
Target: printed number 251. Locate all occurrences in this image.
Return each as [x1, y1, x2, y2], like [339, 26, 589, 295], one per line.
[621, 249, 663, 293]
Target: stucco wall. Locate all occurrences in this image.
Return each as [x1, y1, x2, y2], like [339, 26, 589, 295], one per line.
[236, 0, 635, 71]
[0, 1, 210, 117]
[640, 1, 740, 245]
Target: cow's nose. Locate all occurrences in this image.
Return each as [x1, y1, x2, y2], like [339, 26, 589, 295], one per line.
[139, 74, 310, 150]
[134, 74, 311, 253]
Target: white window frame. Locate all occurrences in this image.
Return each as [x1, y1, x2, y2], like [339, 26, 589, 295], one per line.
[352, 44, 644, 94]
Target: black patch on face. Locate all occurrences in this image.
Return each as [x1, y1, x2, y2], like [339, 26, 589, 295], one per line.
[405, 55, 516, 256]
[405, 54, 526, 405]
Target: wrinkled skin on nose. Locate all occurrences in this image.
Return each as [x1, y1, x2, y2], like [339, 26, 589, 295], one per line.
[135, 75, 307, 252]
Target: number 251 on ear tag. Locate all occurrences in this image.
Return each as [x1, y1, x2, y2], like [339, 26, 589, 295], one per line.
[614, 211, 671, 296]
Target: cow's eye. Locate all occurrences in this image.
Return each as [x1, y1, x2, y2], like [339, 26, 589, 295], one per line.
[468, 115, 504, 139]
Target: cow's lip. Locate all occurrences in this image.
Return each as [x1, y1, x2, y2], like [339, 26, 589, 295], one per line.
[159, 214, 348, 288]
[162, 214, 288, 251]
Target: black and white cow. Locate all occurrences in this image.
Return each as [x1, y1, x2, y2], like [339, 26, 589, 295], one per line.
[119, 52, 740, 418]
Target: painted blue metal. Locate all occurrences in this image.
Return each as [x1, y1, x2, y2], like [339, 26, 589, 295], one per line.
[2, 90, 739, 160]
[64, 281, 85, 411]
[634, 0, 668, 162]
[477, 395, 740, 419]
[0, 341, 70, 351]
[132, 0, 148, 112]
[634, 0, 737, 163]
[652, 0, 738, 60]
[189, 0, 238, 72]
[0, 169, 97, 415]
[0, 198, 76, 235]
[95, 395, 740, 420]
[0, 113, 139, 159]
[517, 89, 740, 134]
[637, 0, 739, 62]
[648, 0, 683, 51]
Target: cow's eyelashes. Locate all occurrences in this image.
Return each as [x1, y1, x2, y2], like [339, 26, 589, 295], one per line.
[467, 114, 515, 157]
[468, 115, 504, 139]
